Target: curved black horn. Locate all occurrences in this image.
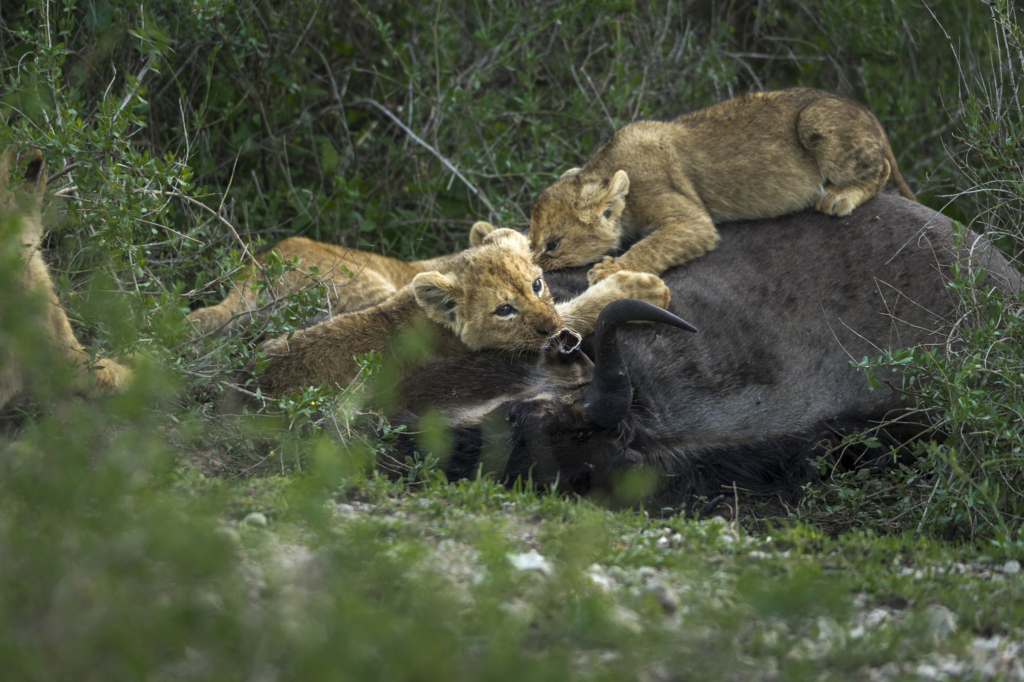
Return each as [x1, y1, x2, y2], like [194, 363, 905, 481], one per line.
[583, 299, 697, 428]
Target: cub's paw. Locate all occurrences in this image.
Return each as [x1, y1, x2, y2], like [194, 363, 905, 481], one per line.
[604, 271, 671, 309]
[587, 256, 623, 285]
[816, 186, 869, 218]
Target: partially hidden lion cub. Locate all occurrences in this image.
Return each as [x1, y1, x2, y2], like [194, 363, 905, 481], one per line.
[223, 227, 670, 408]
[529, 88, 916, 284]
[0, 148, 131, 409]
[187, 237, 459, 337]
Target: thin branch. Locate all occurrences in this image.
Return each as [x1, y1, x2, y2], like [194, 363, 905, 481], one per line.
[135, 189, 256, 265]
[48, 162, 80, 184]
[350, 98, 497, 216]
[116, 54, 156, 117]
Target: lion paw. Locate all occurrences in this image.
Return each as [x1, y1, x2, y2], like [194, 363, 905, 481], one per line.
[605, 271, 671, 309]
[816, 186, 868, 217]
[587, 256, 623, 285]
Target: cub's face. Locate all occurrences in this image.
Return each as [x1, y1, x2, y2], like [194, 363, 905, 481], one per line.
[529, 169, 630, 271]
[412, 229, 561, 353]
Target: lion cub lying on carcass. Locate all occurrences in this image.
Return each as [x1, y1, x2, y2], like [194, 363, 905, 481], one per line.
[0, 148, 131, 409]
[223, 228, 669, 408]
[529, 87, 916, 284]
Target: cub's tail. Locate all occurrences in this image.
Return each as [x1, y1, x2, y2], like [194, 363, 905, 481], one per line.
[884, 141, 916, 202]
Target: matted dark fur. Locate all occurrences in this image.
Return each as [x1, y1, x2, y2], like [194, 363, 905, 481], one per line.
[388, 192, 1020, 507]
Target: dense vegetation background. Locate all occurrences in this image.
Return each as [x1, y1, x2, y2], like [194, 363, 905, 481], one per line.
[3, 0, 1024, 678]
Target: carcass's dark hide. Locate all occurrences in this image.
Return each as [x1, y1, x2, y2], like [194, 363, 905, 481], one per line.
[386, 192, 1021, 507]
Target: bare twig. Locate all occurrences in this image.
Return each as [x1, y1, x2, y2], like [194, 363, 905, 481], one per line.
[315, 49, 355, 161]
[135, 189, 256, 265]
[116, 54, 156, 117]
[350, 98, 497, 216]
[48, 162, 80, 184]
[286, 5, 320, 61]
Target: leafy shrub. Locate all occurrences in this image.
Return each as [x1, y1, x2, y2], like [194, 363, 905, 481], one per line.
[799, 1, 1024, 546]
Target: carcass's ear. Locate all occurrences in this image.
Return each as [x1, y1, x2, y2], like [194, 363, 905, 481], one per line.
[559, 167, 582, 179]
[412, 271, 464, 326]
[469, 220, 496, 247]
[480, 227, 529, 252]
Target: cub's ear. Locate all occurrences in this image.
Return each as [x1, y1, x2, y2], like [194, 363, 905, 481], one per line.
[480, 227, 529, 251]
[581, 169, 630, 207]
[469, 220, 496, 247]
[0, 148, 46, 209]
[559, 167, 582, 180]
[412, 271, 463, 327]
[607, 169, 629, 202]
[0, 148, 15, 204]
[21, 148, 46, 199]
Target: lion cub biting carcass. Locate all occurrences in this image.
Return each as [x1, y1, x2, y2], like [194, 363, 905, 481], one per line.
[222, 228, 670, 408]
[528, 87, 916, 284]
[0, 148, 131, 409]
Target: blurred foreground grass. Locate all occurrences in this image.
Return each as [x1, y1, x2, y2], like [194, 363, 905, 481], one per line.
[6, 395, 1024, 680]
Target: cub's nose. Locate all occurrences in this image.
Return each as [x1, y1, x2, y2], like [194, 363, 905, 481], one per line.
[536, 319, 559, 337]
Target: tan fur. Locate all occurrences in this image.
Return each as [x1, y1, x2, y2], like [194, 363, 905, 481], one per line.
[187, 237, 453, 336]
[529, 88, 917, 284]
[227, 229, 670, 404]
[0, 148, 131, 409]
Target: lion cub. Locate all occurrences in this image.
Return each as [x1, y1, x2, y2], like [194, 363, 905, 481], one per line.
[225, 228, 670, 405]
[189, 219, 635, 337]
[187, 238, 457, 337]
[0, 148, 131, 409]
[530, 88, 916, 284]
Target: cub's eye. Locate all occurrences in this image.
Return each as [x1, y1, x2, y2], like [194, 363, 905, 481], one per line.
[495, 304, 515, 317]
[602, 207, 613, 220]
[532, 278, 543, 295]
[545, 237, 561, 253]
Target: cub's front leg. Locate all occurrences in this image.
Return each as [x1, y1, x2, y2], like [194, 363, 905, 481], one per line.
[557, 271, 670, 336]
[587, 192, 718, 284]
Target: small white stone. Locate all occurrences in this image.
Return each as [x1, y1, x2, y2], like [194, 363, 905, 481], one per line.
[863, 607, 891, 630]
[647, 583, 679, 614]
[242, 512, 267, 527]
[507, 549, 553, 577]
[915, 663, 938, 680]
[611, 605, 643, 634]
[335, 503, 355, 516]
[924, 604, 957, 638]
[1003, 560, 1020, 575]
[655, 536, 670, 550]
[587, 564, 614, 593]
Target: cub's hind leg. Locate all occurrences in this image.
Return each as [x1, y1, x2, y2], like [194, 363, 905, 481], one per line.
[317, 268, 398, 319]
[797, 95, 893, 217]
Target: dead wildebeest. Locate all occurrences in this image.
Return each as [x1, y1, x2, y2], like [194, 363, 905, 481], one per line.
[384, 191, 1020, 510]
